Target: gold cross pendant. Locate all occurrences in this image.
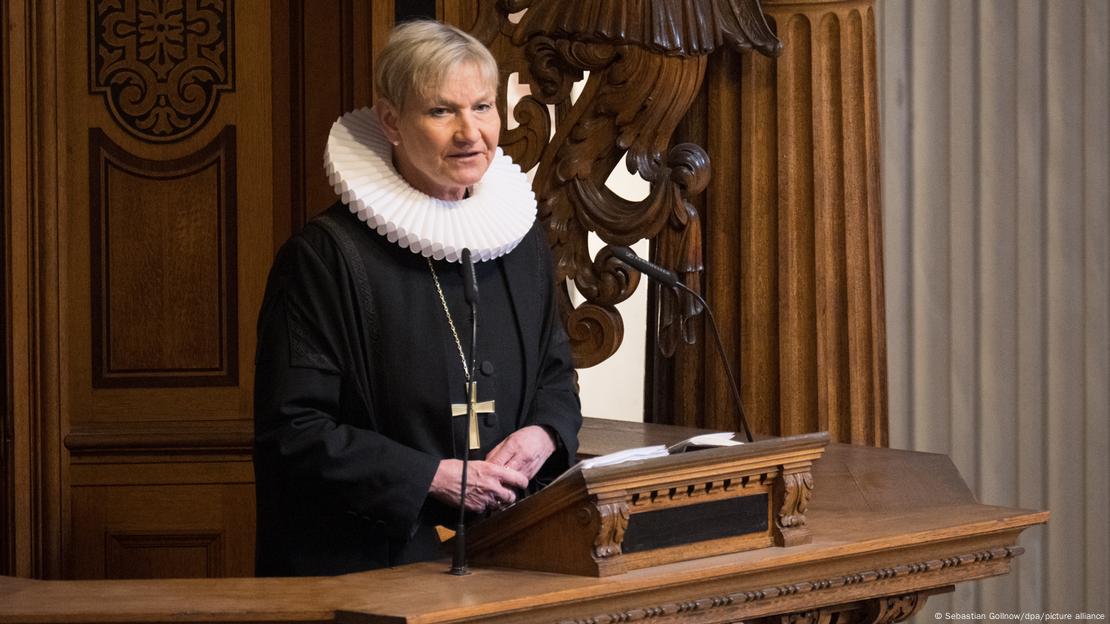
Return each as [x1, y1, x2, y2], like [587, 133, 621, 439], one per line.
[451, 382, 495, 450]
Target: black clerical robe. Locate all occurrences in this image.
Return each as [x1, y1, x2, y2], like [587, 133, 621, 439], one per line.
[253, 203, 581, 576]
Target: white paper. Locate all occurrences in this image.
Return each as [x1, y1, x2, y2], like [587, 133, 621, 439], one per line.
[579, 445, 669, 469]
[667, 432, 742, 452]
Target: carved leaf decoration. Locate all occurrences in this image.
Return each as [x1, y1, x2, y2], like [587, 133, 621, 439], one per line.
[509, 0, 782, 58]
[526, 41, 710, 365]
[776, 472, 814, 529]
[500, 94, 550, 173]
[471, 0, 778, 367]
[563, 298, 625, 371]
[655, 143, 710, 355]
[592, 502, 630, 559]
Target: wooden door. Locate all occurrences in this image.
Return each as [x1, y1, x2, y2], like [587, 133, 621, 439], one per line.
[63, 0, 270, 579]
[2, 0, 389, 580]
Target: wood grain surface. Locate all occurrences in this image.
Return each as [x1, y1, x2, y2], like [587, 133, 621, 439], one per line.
[0, 443, 1048, 624]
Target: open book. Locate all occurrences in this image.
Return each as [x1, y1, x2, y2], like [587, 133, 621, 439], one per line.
[549, 432, 743, 485]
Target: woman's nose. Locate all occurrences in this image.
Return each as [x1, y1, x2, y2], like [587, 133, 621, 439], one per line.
[455, 113, 480, 143]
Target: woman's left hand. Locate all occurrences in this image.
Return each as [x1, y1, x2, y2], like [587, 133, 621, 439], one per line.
[486, 425, 556, 481]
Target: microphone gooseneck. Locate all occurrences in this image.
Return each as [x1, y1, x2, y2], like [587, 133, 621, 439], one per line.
[450, 248, 480, 576]
[611, 246, 755, 443]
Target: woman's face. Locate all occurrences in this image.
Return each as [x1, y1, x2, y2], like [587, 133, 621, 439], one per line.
[379, 62, 500, 201]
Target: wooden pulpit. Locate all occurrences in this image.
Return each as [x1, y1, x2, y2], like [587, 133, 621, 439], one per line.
[466, 433, 829, 576]
[0, 419, 1048, 624]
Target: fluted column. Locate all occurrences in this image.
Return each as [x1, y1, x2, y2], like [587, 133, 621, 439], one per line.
[751, 0, 886, 444]
[654, 0, 887, 446]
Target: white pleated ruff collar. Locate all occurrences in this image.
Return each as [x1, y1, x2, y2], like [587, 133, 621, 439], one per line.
[323, 107, 537, 263]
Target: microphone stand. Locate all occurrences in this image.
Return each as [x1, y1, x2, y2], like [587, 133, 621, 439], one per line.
[609, 246, 754, 443]
[450, 249, 479, 575]
[671, 281, 754, 443]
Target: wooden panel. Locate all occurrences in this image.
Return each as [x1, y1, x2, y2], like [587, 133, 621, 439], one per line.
[273, 0, 384, 247]
[61, 0, 273, 579]
[53, 0, 393, 581]
[105, 531, 223, 579]
[736, 41, 781, 437]
[66, 420, 254, 459]
[70, 482, 253, 580]
[89, 127, 238, 388]
[0, 0, 10, 576]
[6, 0, 67, 580]
[288, 1, 352, 228]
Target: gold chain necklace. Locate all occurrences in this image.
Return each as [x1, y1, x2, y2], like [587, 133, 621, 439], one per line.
[429, 258, 494, 451]
[427, 257, 470, 381]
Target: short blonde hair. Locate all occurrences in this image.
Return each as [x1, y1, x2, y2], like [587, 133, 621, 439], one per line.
[375, 20, 499, 111]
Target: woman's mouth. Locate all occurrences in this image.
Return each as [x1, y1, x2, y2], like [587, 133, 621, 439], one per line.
[448, 151, 483, 161]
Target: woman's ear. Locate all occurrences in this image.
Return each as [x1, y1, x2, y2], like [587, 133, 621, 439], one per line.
[376, 99, 402, 146]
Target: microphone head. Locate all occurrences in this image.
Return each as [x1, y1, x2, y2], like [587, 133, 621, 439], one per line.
[461, 248, 479, 306]
[609, 245, 636, 264]
[610, 245, 680, 288]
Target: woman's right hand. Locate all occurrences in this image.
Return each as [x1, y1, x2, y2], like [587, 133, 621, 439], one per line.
[429, 459, 529, 513]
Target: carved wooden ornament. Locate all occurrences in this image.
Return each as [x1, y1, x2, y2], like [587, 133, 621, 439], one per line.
[470, 0, 781, 366]
[773, 469, 814, 546]
[592, 501, 631, 559]
[89, 0, 235, 142]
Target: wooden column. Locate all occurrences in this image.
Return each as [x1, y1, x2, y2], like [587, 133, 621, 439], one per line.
[652, 0, 887, 446]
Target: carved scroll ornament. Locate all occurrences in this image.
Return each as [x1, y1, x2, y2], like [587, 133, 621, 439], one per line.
[90, 0, 234, 142]
[470, 0, 781, 366]
[862, 593, 927, 624]
[591, 501, 631, 559]
[773, 470, 814, 546]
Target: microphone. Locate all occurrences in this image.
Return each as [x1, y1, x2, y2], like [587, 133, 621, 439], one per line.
[609, 245, 680, 288]
[461, 248, 479, 306]
[450, 248, 480, 576]
[610, 245, 754, 443]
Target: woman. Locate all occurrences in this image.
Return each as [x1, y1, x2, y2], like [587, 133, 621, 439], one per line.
[253, 21, 582, 576]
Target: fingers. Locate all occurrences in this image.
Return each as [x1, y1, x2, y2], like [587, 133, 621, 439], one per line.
[430, 429, 557, 513]
[495, 452, 537, 480]
[477, 461, 529, 492]
[485, 438, 514, 466]
[486, 426, 556, 480]
[465, 464, 523, 512]
[428, 459, 464, 506]
[431, 460, 529, 513]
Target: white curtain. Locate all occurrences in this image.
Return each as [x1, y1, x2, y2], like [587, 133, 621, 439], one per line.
[878, 0, 1108, 616]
